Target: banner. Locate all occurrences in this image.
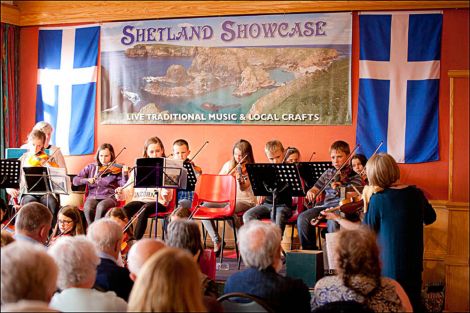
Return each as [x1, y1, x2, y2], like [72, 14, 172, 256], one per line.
[100, 13, 352, 125]
[357, 12, 442, 163]
[36, 25, 100, 155]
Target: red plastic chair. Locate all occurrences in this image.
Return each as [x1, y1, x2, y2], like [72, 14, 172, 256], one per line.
[148, 190, 177, 240]
[190, 174, 238, 264]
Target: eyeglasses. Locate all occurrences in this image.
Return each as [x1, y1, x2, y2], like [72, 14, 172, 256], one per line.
[58, 219, 73, 225]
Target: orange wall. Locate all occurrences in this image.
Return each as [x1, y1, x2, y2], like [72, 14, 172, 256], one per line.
[18, 10, 469, 201]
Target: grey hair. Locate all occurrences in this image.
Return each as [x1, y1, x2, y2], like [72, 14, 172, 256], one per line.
[48, 235, 100, 290]
[86, 218, 122, 253]
[1, 241, 58, 304]
[15, 202, 52, 233]
[165, 219, 203, 258]
[238, 220, 281, 270]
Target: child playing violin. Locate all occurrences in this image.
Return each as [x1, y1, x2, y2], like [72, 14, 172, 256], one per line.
[6, 129, 60, 227]
[115, 137, 173, 240]
[73, 143, 127, 226]
[48, 205, 85, 246]
[351, 154, 368, 185]
[285, 147, 301, 163]
[172, 139, 202, 211]
[106, 207, 135, 266]
[243, 140, 295, 237]
[202, 139, 257, 255]
[297, 140, 363, 250]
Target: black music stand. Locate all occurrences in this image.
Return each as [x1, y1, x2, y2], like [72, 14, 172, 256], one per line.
[0, 159, 21, 189]
[23, 167, 69, 195]
[297, 162, 332, 191]
[182, 162, 197, 192]
[246, 163, 305, 222]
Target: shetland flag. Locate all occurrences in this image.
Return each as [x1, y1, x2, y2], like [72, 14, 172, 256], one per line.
[36, 25, 100, 155]
[357, 12, 442, 163]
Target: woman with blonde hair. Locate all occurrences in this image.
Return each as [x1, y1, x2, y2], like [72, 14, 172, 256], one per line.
[128, 247, 206, 312]
[311, 226, 412, 312]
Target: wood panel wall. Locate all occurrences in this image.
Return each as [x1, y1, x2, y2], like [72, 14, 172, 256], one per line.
[1, 1, 469, 26]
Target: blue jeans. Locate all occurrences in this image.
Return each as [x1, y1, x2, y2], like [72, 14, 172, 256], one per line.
[243, 203, 293, 235]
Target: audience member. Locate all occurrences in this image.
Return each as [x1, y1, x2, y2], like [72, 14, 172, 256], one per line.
[311, 226, 412, 312]
[86, 218, 133, 301]
[127, 238, 166, 281]
[128, 247, 207, 312]
[224, 220, 311, 313]
[166, 219, 218, 299]
[14, 202, 52, 245]
[1, 241, 58, 306]
[48, 236, 127, 312]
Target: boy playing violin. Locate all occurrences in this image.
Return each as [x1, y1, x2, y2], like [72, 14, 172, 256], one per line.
[172, 139, 202, 211]
[243, 140, 295, 236]
[297, 140, 362, 250]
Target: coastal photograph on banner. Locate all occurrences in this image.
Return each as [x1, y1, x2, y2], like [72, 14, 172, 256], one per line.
[100, 13, 352, 125]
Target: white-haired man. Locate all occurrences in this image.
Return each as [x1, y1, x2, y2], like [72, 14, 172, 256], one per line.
[87, 218, 133, 301]
[1, 241, 58, 310]
[127, 238, 166, 281]
[48, 236, 127, 311]
[14, 202, 52, 245]
[224, 220, 311, 313]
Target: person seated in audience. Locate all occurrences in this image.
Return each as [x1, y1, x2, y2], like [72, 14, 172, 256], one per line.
[311, 226, 412, 312]
[224, 220, 311, 313]
[21, 121, 67, 171]
[128, 247, 207, 312]
[312, 300, 374, 313]
[48, 236, 127, 312]
[73, 143, 127, 226]
[243, 140, 295, 236]
[351, 153, 368, 185]
[14, 202, 52, 245]
[1, 241, 58, 308]
[7, 129, 60, 226]
[127, 238, 166, 281]
[297, 140, 362, 249]
[202, 139, 257, 256]
[48, 205, 85, 246]
[86, 218, 134, 301]
[116, 136, 173, 240]
[166, 219, 218, 299]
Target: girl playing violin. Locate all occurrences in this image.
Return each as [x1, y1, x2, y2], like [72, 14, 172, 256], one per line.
[351, 154, 368, 185]
[21, 121, 67, 172]
[73, 143, 127, 226]
[48, 205, 85, 246]
[202, 139, 256, 255]
[105, 207, 135, 266]
[6, 129, 60, 227]
[115, 137, 173, 240]
[285, 147, 301, 163]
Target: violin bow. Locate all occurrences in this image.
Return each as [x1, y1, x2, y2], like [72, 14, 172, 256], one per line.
[188, 141, 209, 163]
[359, 141, 384, 177]
[96, 147, 126, 180]
[306, 144, 360, 207]
[308, 151, 316, 162]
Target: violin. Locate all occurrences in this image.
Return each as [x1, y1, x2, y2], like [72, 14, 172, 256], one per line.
[236, 163, 248, 184]
[27, 150, 59, 167]
[97, 163, 124, 176]
[310, 193, 363, 226]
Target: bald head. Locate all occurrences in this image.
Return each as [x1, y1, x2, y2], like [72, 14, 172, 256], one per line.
[127, 238, 165, 280]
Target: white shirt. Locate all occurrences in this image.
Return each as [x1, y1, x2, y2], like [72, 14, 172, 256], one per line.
[50, 287, 127, 312]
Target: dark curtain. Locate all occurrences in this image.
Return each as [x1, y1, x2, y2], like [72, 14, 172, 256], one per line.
[1, 23, 20, 201]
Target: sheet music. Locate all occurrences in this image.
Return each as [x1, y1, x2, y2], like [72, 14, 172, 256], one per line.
[163, 158, 186, 188]
[48, 167, 70, 194]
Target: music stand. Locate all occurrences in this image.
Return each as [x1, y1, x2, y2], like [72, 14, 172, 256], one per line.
[182, 162, 197, 192]
[134, 158, 164, 188]
[246, 163, 305, 222]
[23, 167, 69, 195]
[297, 162, 332, 190]
[0, 159, 21, 189]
